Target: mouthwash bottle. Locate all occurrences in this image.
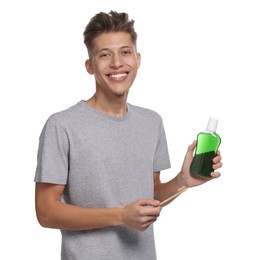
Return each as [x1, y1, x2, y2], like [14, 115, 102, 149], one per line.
[190, 118, 221, 178]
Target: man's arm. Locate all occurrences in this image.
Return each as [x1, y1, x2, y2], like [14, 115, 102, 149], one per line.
[35, 183, 123, 230]
[35, 183, 161, 231]
[153, 172, 182, 203]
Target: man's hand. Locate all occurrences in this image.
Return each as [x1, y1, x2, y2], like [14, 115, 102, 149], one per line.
[179, 140, 223, 188]
[121, 199, 161, 231]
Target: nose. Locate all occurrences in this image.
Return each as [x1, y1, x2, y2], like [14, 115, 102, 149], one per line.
[110, 54, 123, 69]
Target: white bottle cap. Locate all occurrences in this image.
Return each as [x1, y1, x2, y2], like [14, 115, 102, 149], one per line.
[206, 117, 218, 133]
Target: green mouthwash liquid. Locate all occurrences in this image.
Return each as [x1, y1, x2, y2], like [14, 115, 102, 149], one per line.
[190, 118, 221, 178]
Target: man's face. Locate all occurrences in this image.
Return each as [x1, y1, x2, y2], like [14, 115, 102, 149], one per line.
[86, 31, 141, 97]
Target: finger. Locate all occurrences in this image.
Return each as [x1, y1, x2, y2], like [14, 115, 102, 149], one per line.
[139, 223, 152, 231]
[141, 218, 158, 230]
[213, 161, 223, 170]
[188, 140, 197, 151]
[210, 171, 221, 178]
[136, 215, 159, 231]
[143, 206, 161, 217]
[139, 203, 161, 217]
[138, 199, 160, 207]
[213, 155, 222, 164]
[184, 140, 197, 160]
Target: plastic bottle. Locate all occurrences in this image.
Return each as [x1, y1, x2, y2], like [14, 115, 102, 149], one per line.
[190, 118, 221, 178]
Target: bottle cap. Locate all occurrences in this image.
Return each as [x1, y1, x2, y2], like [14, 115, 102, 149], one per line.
[206, 117, 218, 133]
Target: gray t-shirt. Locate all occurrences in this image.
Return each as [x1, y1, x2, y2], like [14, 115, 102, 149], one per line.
[34, 100, 171, 260]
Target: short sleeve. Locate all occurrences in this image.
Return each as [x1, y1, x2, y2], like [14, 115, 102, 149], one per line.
[153, 120, 171, 172]
[34, 116, 69, 184]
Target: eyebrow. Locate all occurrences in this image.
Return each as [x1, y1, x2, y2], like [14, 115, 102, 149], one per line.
[97, 45, 133, 53]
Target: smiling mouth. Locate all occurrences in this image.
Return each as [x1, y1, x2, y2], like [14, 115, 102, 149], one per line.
[107, 72, 128, 81]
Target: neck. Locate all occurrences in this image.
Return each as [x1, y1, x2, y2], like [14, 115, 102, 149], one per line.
[85, 93, 128, 117]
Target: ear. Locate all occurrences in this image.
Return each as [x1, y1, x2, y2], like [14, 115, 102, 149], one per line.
[136, 53, 141, 69]
[85, 59, 94, 75]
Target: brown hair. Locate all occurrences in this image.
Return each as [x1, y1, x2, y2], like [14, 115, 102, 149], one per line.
[83, 11, 138, 56]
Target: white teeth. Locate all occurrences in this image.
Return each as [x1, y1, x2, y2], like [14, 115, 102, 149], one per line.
[109, 73, 127, 78]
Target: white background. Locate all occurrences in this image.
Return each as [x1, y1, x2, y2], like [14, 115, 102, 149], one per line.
[1, 0, 256, 259]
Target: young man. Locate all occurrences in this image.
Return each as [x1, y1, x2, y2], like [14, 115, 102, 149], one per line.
[34, 11, 222, 260]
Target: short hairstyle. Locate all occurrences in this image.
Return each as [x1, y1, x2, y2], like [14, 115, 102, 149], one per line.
[83, 11, 138, 56]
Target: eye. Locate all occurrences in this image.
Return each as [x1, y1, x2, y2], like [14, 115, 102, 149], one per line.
[121, 50, 131, 56]
[99, 52, 111, 58]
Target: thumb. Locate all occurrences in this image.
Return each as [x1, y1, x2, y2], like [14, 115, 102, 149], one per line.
[189, 140, 197, 150]
[138, 199, 160, 207]
[186, 140, 197, 158]
[182, 140, 197, 168]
